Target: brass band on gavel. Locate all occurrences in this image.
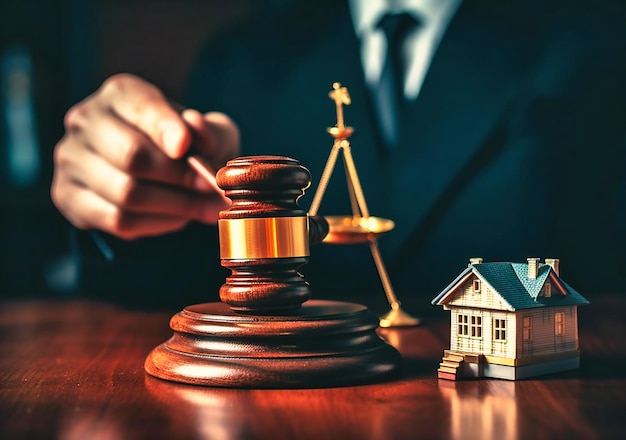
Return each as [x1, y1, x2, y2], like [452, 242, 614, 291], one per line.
[218, 216, 310, 260]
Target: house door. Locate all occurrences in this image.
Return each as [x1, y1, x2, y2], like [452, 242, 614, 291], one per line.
[468, 315, 484, 353]
[522, 316, 533, 356]
[554, 312, 566, 350]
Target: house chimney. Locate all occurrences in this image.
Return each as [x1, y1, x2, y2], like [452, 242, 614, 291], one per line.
[469, 257, 483, 265]
[545, 258, 560, 276]
[527, 258, 540, 279]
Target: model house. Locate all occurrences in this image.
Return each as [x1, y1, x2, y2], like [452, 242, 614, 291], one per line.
[432, 258, 589, 380]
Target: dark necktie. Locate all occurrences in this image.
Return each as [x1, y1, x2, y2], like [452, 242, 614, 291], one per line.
[375, 13, 418, 151]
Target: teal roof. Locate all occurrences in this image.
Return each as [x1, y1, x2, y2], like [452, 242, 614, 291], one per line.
[432, 262, 589, 310]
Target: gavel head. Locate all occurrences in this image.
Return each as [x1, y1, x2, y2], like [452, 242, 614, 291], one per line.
[216, 156, 328, 313]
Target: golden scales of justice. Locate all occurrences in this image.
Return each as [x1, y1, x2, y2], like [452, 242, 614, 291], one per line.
[309, 82, 419, 328]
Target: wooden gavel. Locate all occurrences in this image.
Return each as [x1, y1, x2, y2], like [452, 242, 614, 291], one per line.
[145, 155, 400, 388]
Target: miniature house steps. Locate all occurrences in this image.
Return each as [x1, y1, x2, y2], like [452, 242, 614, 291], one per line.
[438, 365, 458, 374]
[437, 351, 487, 380]
[440, 360, 460, 368]
[437, 351, 465, 380]
[443, 350, 465, 362]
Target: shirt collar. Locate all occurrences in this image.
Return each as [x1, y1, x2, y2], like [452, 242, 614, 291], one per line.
[349, 0, 459, 36]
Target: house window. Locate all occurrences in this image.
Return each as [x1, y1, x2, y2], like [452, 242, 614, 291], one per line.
[544, 283, 552, 298]
[555, 312, 565, 335]
[523, 316, 532, 341]
[472, 279, 481, 293]
[470, 316, 482, 338]
[494, 319, 506, 341]
[458, 314, 469, 336]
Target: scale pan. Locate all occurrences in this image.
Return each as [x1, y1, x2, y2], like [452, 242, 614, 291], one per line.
[322, 216, 395, 244]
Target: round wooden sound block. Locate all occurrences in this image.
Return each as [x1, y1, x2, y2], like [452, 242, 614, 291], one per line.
[145, 300, 401, 388]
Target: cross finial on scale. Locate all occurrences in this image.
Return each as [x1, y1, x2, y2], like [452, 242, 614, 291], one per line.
[327, 82, 354, 139]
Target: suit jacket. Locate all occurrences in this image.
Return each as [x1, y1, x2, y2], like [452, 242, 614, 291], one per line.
[78, 0, 626, 308]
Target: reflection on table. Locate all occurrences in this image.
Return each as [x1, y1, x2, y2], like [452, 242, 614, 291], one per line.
[0, 295, 624, 439]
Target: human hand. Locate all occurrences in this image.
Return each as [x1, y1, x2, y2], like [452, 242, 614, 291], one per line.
[51, 73, 239, 240]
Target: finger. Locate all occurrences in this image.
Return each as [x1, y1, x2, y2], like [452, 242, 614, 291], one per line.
[69, 108, 212, 193]
[182, 109, 240, 171]
[97, 73, 191, 159]
[59, 144, 228, 223]
[52, 175, 191, 240]
[182, 108, 217, 153]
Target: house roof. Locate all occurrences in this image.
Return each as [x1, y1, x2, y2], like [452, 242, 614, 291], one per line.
[431, 261, 589, 310]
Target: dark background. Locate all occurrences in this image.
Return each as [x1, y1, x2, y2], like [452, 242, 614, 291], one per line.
[1, 0, 624, 301]
[0, 0, 258, 298]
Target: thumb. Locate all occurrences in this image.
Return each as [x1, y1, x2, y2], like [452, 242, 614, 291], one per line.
[182, 109, 240, 171]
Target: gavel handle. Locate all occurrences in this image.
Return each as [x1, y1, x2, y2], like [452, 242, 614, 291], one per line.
[186, 152, 229, 203]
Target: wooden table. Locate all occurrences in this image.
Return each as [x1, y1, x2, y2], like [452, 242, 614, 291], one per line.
[1, 295, 624, 439]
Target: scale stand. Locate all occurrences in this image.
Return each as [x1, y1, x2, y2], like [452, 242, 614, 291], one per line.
[308, 83, 419, 328]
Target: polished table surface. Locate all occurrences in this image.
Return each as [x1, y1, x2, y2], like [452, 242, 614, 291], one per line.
[1, 294, 624, 439]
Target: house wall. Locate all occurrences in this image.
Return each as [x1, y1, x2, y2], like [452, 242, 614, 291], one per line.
[449, 308, 516, 358]
[448, 277, 516, 357]
[515, 306, 579, 358]
[445, 275, 580, 361]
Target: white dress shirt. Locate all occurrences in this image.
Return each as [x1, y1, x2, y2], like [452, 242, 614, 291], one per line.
[349, 0, 462, 101]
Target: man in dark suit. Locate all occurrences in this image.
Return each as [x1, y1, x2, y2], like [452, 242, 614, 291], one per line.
[52, 0, 626, 309]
